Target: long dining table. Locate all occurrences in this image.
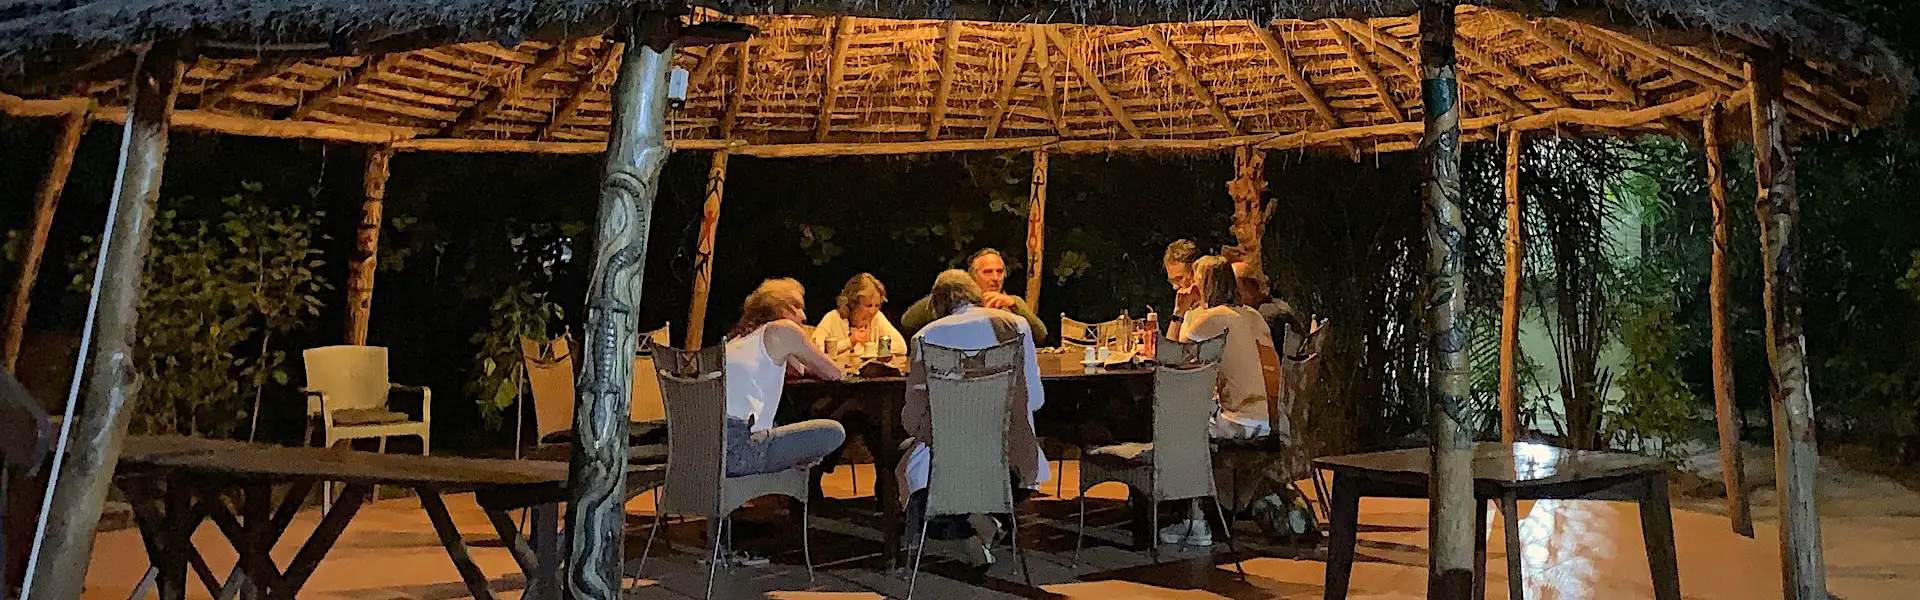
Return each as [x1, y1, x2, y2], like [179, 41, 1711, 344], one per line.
[782, 350, 1155, 567]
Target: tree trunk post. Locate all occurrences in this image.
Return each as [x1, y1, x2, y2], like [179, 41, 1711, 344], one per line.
[1498, 127, 1523, 445]
[566, 13, 676, 600]
[684, 149, 728, 350]
[25, 43, 180, 600]
[345, 145, 393, 346]
[1024, 149, 1048, 310]
[1703, 102, 1755, 538]
[1418, 4, 1475, 599]
[2, 112, 88, 371]
[1747, 49, 1826, 599]
[1226, 146, 1272, 274]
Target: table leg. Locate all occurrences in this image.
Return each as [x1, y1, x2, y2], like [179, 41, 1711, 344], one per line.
[483, 508, 539, 577]
[157, 478, 197, 600]
[1474, 498, 1490, 599]
[272, 484, 371, 600]
[878, 392, 902, 569]
[1322, 473, 1361, 600]
[420, 488, 497, 600]
[1639, 474, 1682, 600]
[529, 504, 562, 600]
[1501, 494, 1524, 600]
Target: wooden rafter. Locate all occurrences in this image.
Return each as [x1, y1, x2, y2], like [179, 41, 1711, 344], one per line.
[928, 21, 962, 140]
[542, 42, 616, 139]
[1044, 26, 1142, 139]
[1587, 27, 1852, 129]
[1455, 40, 1571, 108]
[198, 60, 288, 109]
[1032, 26, 1070, 138]
[1322, 20, 1408, 122]
[1455, 53, 1537, 115]
[1330, 19, 1524, 120]
[1143, 27, 1239, 135]
[1494, 13, 1640, 105]
[687, 44, 727, 92]
[444, 41, 584, 137]
[983, 32, 1035, 138]
[721, 41, 751, 138]
[1248, 23, 1356, 156]
[814, 17, 853, 142]
[292, 54, 401, 121]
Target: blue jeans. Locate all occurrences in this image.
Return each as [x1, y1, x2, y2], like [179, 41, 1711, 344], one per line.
[725, 418, 846, 477]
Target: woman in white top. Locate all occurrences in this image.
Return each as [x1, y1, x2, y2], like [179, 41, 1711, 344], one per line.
[1163, 256, 1280, 546]
[810, 273, 907, 355]
[723, 278, 847, 477]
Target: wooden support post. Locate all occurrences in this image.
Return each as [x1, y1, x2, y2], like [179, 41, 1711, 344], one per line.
[1024, 150, 1048, 311]
[1702, 103, 1754, 538]
[1418, 4, 1476, 599]
[684, 149, 728, 350]
[2, 112, 86, 370]
[566, 13, 676, 600]
[344, 146, 392, 346]
[1498, 127, 1523, 444]
[1226, 147, 1271, 274]
[1747, 49, 1826, 599]
[26, 42, 180, 600]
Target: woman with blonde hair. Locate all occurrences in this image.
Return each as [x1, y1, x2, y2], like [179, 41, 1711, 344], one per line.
[1162, 255, 1278, 546]
[723, 278, 847, 478]
[811, 273, 907, 355]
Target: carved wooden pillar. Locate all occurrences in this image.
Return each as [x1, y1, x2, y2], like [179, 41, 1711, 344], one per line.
[26, 43, 180, 600]
[2, 112, 87, 370]
[1748, 49, 1826, 599]
[684, 149, 728, 349]
[1498, 127, 1523, 444]
[1702, 103, 1754, 537]
[1024, 149, 1048, 310]
[1226, 146, 1272, 274]
[345, 145, 393, 345]
[1418, 4, 1476, 599]
[566, 13, 677, 600]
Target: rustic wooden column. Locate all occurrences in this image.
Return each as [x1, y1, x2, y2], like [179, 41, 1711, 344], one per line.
[1418, 4, 1476, 599]
[1024, 149, 1048, 310]
[25, 43, 180, 600]
[1748, 49, 1826, 599]
[2, 112, 87, 371]
[567, 13, 676, 600]
[1703, 103, 1754, 538]
[344, 145, 393, 345]
[1226, 146, 1272, 274]
[683, 149, 728, 349]
[1497, 127, 1523, 444]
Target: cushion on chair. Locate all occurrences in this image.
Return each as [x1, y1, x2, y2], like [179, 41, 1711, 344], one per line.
[331, 408, 412, 426]
[1084, 442, 1155, 466]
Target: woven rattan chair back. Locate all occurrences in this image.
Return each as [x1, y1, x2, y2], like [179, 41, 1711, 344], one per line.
[650, 341, 728, 517]
[917, 337, 1023, 517]
[521, 335, 576, 441]
[1151, 335, 1227, 502]
[1059, 314, 1133, 349]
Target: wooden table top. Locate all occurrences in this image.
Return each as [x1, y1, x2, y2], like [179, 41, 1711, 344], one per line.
[1313, 442, 1667, 488]
[119, 435, 659, 489]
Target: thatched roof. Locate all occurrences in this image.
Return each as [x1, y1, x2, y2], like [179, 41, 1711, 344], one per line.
[0, 1, 1910, 156]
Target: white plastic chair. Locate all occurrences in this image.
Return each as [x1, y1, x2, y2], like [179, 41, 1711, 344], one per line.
[1059, 313, 1133, 349]
[301, 345, 431, 454]
[521, 335, 576, 444]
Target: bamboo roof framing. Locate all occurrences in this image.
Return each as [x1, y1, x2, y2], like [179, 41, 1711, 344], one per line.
[1, 5, 1910, 156]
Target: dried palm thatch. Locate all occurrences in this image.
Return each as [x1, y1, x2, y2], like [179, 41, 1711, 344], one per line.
[0, 1, 1909, 155]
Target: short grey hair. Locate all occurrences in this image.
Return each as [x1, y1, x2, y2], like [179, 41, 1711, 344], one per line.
[927, 269, 984, 318]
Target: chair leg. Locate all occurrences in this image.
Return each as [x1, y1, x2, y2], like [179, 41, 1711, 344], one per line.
[1212, 495, 1248, 580]
[1148, 497, 1160, 562]
[906, 516, 931, 600]
[1072, 493, 1088, 570]
[1012, 511, 1035, 590]
[638, 511, 667, 580]
[801, 499, 815, 583]
[704, 519, 723, 600]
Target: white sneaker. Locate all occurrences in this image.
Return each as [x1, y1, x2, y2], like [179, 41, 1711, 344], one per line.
[962, 514, 1002, 566]
[1158, 518, 1214, 546]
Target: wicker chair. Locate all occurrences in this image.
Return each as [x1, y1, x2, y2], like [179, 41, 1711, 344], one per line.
[1059, 313, 1133, 349]
[637, 340, 814, 599]
[908, 337, 1037, 599]
[1072, 335, 1245, 574]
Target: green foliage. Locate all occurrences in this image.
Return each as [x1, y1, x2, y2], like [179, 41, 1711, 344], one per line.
[1610, 281, 1706, 459]
[69, 183, 330, 437]
[1898, 250, 1920, 303]
[465, 220, 575, 428]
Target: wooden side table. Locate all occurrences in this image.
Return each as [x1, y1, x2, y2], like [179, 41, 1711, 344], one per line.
[1313, 443, 1679, 600]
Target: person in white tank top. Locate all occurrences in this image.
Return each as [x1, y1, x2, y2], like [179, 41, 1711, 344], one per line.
[721, 279, 847, 477]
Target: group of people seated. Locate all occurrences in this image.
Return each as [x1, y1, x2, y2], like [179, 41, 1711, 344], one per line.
[707, 240, 1299, 563]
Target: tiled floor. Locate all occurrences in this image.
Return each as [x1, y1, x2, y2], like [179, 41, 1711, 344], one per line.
[81, 461, 1914, 599]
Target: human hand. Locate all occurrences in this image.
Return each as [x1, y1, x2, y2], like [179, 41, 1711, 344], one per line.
[849, 327, 872, 344]
[982, 292, 1019, 310]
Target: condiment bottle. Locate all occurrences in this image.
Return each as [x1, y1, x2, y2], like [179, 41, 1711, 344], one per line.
[1143, 312, 1159, 359]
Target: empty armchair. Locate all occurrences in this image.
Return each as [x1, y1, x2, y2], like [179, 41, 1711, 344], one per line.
[1059, 313, 1133, 349]
[301, 345, 431, 455]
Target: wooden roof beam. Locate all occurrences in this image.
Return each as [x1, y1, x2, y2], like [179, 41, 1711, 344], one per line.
[721, 41, 751, 138]
[687, 44, 728, 92]
[1032, 26, 1071, 137]
[1322, 20, 1407, 122]
[197, 60, 290, 110]
[1143, 27, 1240, 136]
[292, 54, 402, 121]
[983, 32, 1036, 138]
[1330, 19, 1525, 120]
[814, 17, 853, 142]
[1455, 41, 1571, 108]
[929, 21, 962, 140]
[443, 41, 585, 138]
[1493, 13, 1640, 105]
[1248, 23, 1355, 157]
[1044, 26, 1143, 139]
[1588, 28, 1853, 128]
[542, 42, 618, 139]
